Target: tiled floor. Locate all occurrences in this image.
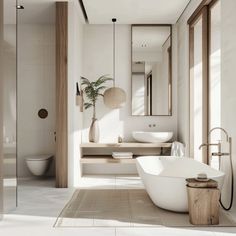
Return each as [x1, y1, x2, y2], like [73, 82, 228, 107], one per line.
[0, 175, 236, 236]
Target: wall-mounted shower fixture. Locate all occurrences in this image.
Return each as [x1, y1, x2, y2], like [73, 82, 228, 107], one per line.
[16, 5, 24, 9]
[199, 127, 234, 211]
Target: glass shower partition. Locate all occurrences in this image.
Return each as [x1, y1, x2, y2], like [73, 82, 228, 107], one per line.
[0, 0, 3, 220]
[0, 0, 17, 217]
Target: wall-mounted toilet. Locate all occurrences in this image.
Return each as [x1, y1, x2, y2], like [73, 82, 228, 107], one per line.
[25, 155, 53, 176]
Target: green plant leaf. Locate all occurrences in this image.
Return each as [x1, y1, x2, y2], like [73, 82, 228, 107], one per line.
[95, 75, 113, 87]
[96, 86, 107, 91]
[81, 74, 112, 107]
[84, 102, 93, 110]
[81, 77, 91, 86]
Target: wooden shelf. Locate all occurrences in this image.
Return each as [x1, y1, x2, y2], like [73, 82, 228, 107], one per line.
[81, 157, 135, 164]
[80, 154, 162, 164]
[80, 142, 172, 148]
[80, 143, 172, 165]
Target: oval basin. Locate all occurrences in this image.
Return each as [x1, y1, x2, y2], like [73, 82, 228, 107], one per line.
[132, 131, 173, 143]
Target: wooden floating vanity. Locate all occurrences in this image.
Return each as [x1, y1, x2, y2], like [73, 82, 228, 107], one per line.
[80, 142, 172, 164]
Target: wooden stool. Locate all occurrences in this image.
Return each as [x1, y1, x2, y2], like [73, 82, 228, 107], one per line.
[186, 178, 220, 225]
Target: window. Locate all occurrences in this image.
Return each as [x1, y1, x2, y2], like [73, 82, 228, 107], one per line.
[188, 0, 221, 166]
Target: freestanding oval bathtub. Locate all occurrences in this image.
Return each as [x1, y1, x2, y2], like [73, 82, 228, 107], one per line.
[136, 156, 225, 212]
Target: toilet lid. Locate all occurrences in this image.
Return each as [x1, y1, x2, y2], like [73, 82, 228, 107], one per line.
[25, 155, 53, 161]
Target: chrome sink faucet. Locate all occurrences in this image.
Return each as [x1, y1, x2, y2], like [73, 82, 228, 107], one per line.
[199, 127, 231, 158]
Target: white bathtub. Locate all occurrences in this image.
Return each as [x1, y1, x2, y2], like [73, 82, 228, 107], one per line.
[136, 156, 225, 212]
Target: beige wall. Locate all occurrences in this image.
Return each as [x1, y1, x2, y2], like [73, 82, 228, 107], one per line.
[17, 23, 56, 177]
[221, 0, 236, 211]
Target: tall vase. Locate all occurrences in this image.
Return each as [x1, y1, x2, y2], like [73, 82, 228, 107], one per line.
[89, 118, 99, 143]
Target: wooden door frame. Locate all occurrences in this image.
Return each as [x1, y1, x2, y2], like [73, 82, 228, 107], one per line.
[56, 2, 68, 188]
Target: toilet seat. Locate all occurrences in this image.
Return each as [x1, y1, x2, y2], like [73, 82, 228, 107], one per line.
[26, 155, 53, 161]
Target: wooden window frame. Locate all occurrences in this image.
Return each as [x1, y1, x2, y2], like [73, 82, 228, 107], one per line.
[188, 0, 220, 164]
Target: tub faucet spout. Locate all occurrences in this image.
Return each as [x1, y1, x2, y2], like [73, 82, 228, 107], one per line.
[199, 142, 220, 150]
[199, 143, 207, 150]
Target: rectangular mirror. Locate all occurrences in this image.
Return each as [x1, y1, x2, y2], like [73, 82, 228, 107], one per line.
[131, 25, 172, 116]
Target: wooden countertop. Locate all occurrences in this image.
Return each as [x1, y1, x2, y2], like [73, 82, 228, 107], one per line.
[80, 142, 172, 148]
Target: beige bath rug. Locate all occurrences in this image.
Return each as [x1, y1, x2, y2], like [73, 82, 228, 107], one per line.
[54, 189, 236, 227]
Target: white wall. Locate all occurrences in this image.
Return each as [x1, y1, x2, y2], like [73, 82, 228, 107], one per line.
[132, 74, 145, 115]
[67, 0, 84, 187]
[17, 23, 56, 177]
[133, 51, 162, 62]
[152, 62, 162, 114]
[159, 37, 170, 115]
[81, 24, 177, 174]
[176, 0, 202, 155]
[82, 25, 178, 144]
[221, 0, 236, 211]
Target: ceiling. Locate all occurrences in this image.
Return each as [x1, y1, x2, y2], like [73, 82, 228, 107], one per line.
[18, 0, 55, 24]
[132, 26, 170, 52]
[83, 0, 191, 24]
[4, 0, 191, 25]
[4, 0, 80, 25]
[3, 0, 57, 24]
[3, 0, 16, 24]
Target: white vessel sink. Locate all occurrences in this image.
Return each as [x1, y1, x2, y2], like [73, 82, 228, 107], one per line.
[132, 131, 173, 143]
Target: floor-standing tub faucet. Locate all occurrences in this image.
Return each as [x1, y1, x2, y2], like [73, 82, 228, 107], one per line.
[199, 127, 233, 211]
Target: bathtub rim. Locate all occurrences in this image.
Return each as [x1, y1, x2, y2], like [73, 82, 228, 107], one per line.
[136, 156, 225, 180]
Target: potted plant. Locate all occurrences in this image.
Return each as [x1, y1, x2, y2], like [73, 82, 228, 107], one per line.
[81, 75, 112, 143]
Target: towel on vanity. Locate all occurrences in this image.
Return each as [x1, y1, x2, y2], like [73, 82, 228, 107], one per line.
[171, 141, 185, 157]
[112, 152, 133, 159]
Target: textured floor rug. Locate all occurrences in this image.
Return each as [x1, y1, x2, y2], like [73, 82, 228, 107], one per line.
[54, 189, 236, 227]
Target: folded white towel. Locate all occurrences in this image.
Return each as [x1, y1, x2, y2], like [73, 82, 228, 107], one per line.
[112, 152, 133, 159]
[171, 141, 185, 157]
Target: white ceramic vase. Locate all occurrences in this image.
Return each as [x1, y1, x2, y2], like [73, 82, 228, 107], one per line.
[89, 118, 99, 143]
